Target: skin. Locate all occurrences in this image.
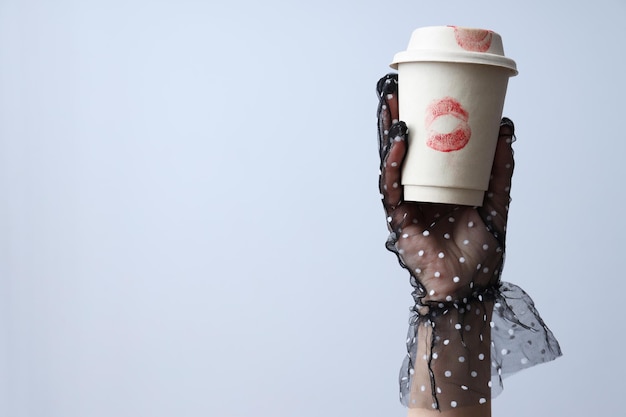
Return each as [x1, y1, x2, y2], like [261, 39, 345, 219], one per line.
[377, 74, 515, 417]
[407, 404, 491, 417]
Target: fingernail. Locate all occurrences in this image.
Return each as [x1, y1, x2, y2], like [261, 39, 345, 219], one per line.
[377, 73, 398, 97]
[499, 117, 516, 142]
[389, 121, 408, 141]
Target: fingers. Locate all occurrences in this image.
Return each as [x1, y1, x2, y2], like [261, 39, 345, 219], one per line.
[377, 73, 399, 160]
[377, 73, 406, 215]
[479, 118, 515, 242]
[380, 122, 408, 212]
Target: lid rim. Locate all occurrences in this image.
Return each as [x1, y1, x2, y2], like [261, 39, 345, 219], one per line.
[390, 50, 518, 75]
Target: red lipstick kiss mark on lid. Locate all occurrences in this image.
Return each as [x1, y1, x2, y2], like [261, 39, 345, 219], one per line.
[451, 27, 493, 52]
[425, 97, 471, 152]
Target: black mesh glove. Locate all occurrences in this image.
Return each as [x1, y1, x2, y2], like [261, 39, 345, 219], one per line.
[377, 73, 562, 411]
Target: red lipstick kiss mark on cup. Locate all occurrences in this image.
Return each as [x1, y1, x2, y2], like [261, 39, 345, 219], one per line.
[452, 27, 493, 52]
[425, 97, 471, 152]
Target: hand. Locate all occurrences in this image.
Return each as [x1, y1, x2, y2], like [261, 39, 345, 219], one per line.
[377, 73, 516, 309]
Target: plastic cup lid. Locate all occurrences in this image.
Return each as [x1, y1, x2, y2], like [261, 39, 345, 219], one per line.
[391, 26, 518, 75]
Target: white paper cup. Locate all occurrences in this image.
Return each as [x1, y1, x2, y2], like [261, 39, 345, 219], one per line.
[390, 26, 517, 206]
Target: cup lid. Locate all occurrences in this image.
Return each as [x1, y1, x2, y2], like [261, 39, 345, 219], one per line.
[391, 26, 518, 75]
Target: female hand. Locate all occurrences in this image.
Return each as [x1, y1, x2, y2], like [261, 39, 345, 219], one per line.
[377, 73, 515, 309]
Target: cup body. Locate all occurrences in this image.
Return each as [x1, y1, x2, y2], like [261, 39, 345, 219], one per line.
[390, 26, 517, 206]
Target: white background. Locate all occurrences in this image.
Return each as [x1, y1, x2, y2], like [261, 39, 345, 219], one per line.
[1, 1, 624, 416]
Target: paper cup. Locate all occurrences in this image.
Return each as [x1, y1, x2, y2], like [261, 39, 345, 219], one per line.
[390, 26, 517, 206]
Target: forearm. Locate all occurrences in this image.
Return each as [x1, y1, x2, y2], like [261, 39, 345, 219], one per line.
[403, 300, 494, 415]
[407, 403, 490, 417]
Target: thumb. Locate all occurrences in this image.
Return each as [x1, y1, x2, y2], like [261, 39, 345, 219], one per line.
[478, 117, 515, 242]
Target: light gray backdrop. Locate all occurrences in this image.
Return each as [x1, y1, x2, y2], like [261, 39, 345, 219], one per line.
[1, 0, 624, 416]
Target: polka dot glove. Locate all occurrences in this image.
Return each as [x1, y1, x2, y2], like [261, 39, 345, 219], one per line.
[377, 73, 562, 411]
